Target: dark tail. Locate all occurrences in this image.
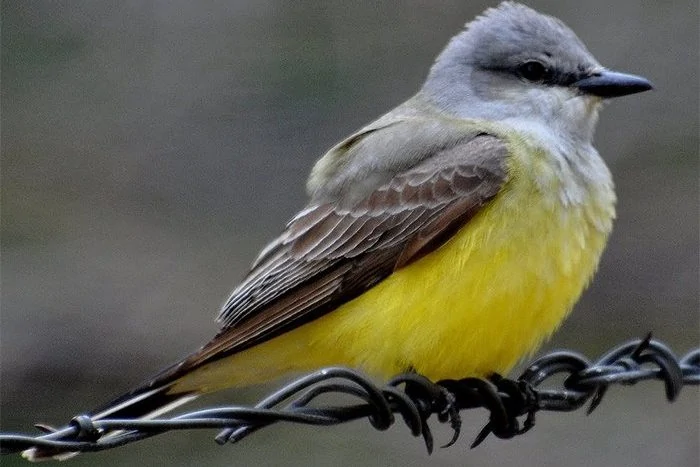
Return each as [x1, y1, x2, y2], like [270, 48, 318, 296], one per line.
[23, 364, 199, 461]
[88, 381, 198, 421]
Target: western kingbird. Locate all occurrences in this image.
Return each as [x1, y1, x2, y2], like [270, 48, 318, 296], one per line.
[25, 2, 652, 460]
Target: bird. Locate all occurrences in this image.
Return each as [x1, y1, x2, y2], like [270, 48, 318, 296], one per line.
[23, 2, 652, 460]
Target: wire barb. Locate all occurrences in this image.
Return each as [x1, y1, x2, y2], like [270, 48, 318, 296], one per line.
[1, 336, 697, 460]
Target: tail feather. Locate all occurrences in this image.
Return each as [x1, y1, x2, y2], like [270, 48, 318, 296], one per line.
[23, 371, 200, 461]
[90, 384, 197, 421]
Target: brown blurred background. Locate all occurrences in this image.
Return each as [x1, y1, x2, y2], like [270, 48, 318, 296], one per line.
[2, 1, 698, 466]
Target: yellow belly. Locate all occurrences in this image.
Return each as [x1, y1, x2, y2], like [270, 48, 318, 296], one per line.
[173, 138, 615, 392]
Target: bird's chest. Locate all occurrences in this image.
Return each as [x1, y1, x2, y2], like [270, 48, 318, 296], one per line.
[376, 145, 616, 378]
[307, 142, 616, 380]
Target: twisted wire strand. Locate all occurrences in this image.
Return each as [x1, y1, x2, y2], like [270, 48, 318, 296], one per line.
[1, 336, 698, 459]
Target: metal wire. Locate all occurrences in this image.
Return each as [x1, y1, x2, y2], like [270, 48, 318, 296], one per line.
[1, 335, 698, 460]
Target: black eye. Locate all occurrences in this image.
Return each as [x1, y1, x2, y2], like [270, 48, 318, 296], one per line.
[517, 61, 549, 82]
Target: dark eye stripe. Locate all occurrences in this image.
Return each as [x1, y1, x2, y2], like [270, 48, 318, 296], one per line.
[517, 61, 550, 82]
[480, 62, 589, 88]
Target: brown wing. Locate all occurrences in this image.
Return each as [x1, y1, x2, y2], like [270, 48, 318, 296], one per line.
[191, 134, 507, 366]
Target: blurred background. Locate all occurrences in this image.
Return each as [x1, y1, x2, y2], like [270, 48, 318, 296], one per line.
[2, 1, 698, 466]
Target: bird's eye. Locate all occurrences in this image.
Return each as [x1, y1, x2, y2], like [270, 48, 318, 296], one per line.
[517, 61, 549, 82]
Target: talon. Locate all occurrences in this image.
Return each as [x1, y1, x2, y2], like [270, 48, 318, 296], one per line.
[471, 423, 493, 448]
[522, 410, 536, 433]
[517, 380, 538, 434]
[492, 417, 520, 440]
[485, 376, 538, 440]
[421, 424, 435, 455]
[436, 387, 462, 448]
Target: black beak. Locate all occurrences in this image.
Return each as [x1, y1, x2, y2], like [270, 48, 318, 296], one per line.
[575, 70, 653, 98]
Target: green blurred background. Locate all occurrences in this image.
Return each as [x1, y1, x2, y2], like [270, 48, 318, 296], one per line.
[2, 1, 698, 466]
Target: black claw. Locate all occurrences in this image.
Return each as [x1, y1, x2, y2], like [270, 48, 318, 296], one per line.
[422, 425, 435, 454]
[471, 423, 493, 448]
[483, 375, 539, 439]
[438, 387, 462, 449]
[522, 410, 536, 434]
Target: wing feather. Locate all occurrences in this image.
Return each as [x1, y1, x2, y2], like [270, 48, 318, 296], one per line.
[195, 134, 508, 365]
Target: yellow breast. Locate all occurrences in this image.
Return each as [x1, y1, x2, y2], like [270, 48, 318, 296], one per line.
[173, 132, 615, 391]
[313, 135, 614, 379]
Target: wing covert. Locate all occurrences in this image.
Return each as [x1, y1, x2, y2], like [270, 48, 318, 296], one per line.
[211, 134, 508, 357]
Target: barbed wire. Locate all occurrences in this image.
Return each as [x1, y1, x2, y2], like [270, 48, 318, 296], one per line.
[1, 335, 698, 460]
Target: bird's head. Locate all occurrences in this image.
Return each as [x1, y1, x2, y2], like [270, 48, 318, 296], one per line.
[422, 2, 652, 145]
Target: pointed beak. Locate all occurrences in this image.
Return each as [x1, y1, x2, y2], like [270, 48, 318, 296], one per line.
[575, 70, 653, 98]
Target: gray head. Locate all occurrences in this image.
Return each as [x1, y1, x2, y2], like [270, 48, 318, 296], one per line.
[421, 2, 651, 145]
